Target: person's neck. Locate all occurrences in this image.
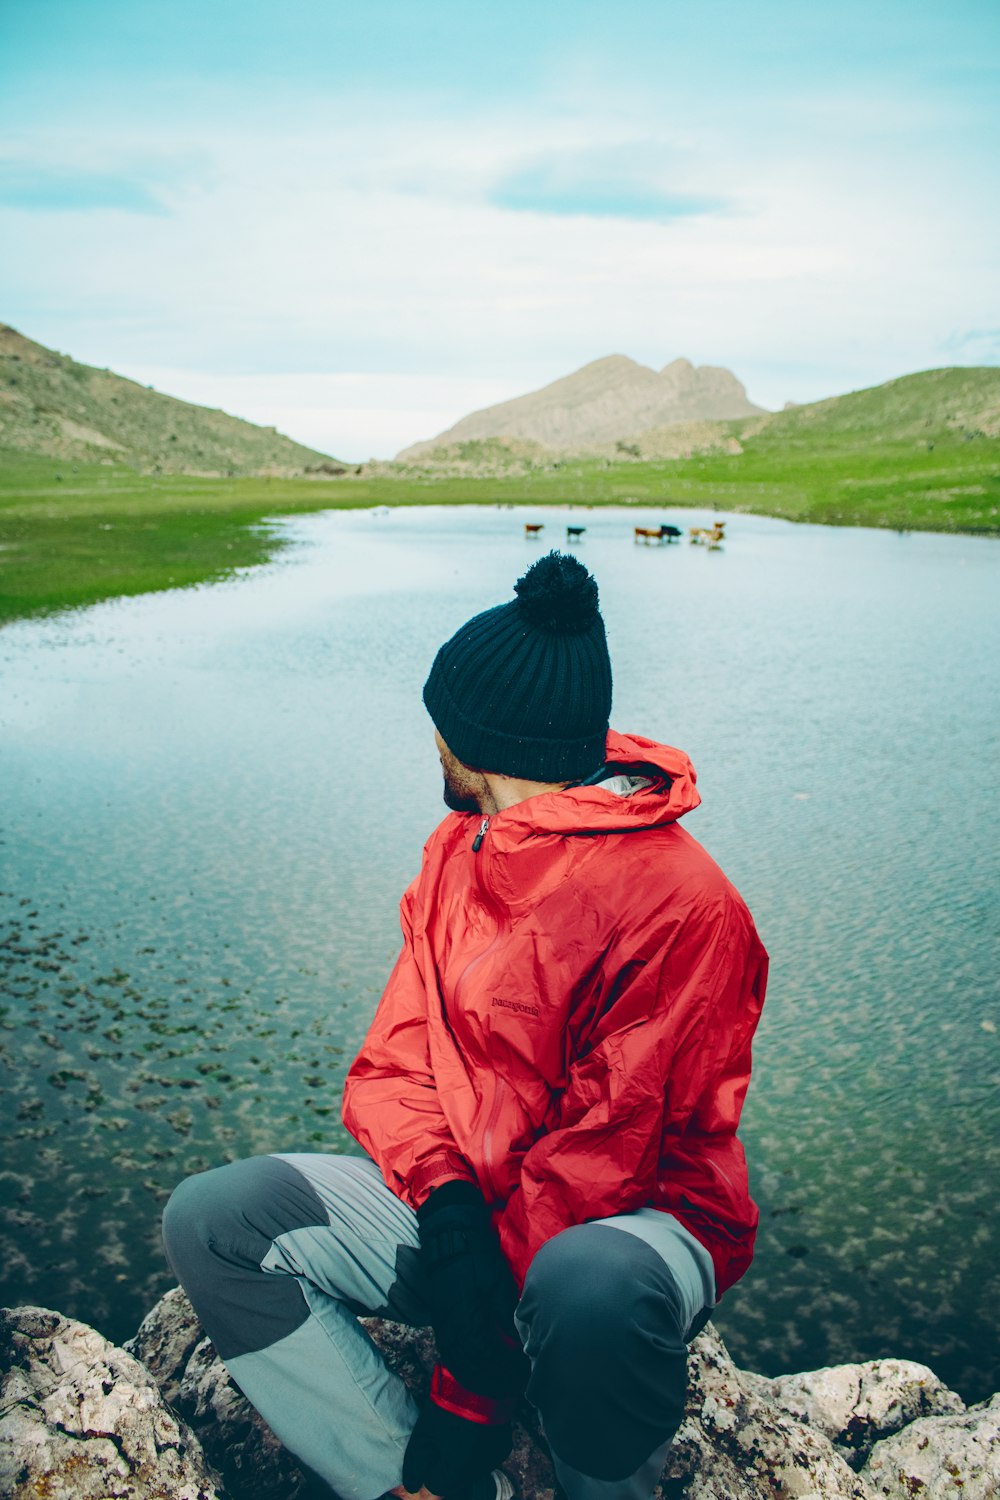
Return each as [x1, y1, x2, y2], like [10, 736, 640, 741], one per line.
[478, 771, 571, 814]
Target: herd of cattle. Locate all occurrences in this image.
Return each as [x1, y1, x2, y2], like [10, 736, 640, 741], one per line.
[523, 520, 727, 548]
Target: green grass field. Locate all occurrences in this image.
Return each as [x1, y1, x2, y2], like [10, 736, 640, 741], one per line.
[2, 410, 998, 626]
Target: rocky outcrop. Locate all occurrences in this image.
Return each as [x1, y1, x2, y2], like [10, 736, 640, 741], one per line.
[862, 1396, 1000, 1499]
[658, 1323, 870, 1500]
[0, 1304, 221, 1499]
[744, 1359, 966, 1468]
[3, 1294, 999, 1500]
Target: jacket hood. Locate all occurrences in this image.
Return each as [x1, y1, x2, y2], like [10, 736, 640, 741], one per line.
[487, 730, 700, 842]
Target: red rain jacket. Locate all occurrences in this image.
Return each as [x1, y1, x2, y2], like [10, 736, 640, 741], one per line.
[342, 731, 768, 1296]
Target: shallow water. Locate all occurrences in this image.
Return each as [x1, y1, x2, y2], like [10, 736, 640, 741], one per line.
[2, 503, 998, 1398]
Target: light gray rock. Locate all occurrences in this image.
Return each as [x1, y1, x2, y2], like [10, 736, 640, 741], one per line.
[126, 1284, 207, 1410]
[862, 1394, 1000, 1499]
[659, 1323, 872, 1500]
[0, 1304, 221, 1500]
[745, 1358, 966, 1467]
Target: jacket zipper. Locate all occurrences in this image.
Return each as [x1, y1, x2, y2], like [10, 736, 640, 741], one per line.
[451, 812, 508, 1202]
[450, 818, 497, 1013]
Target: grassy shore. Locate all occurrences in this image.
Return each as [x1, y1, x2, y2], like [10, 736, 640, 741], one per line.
[2, 421, 998, 626]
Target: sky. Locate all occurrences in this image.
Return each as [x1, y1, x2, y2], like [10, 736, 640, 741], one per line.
[1, 0, 998, 460]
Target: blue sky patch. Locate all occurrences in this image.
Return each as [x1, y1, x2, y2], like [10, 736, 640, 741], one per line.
[489, 146, 725, 222]
[491, 177, 723, 222]
[0, 166, 168, 215]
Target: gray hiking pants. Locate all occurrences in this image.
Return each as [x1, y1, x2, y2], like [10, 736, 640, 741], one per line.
[162, 1154, 715, 1500]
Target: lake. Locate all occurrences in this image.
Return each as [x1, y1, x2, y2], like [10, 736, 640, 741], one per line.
[1, 503, 998, 1400]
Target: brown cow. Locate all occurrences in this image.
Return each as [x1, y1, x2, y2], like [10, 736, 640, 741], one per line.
[689, 521, 726, 547]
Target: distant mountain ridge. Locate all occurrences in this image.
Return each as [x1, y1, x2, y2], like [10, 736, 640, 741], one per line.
[396, 354, 766, 459]
[0, 325, 339, 475]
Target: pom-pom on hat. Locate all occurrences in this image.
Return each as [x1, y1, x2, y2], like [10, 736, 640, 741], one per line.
[423, 551, 612, 781]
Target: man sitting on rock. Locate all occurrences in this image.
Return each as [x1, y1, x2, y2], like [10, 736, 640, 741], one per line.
[163, 552, 768, 1500]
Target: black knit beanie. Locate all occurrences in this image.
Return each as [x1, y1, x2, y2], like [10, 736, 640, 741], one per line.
[422, 551, 612, 782]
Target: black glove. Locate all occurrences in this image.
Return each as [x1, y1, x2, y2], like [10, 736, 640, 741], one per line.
[416, 1180, 528, 1397]
[402, 1367, 513, 1497]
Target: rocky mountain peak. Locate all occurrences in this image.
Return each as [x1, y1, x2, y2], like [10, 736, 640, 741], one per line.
[396, 353, 765, 460]
[660, 356, 695, 376]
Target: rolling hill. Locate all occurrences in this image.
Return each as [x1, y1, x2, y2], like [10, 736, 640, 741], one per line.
[0, 325, 339, 476]
[749, 365, 1000, 445]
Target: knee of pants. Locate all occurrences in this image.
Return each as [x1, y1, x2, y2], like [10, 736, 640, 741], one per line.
[518, 1224, 688, 1482]
[162, 1157, 261, 1282]
[164, 1153, 333, 1274]
[162, 1155, 332, 1360]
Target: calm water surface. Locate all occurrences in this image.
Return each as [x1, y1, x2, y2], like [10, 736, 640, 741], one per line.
[1, 504, 998, 1399]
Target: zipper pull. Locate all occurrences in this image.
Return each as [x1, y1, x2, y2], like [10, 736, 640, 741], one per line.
[472, 816, 489, 852]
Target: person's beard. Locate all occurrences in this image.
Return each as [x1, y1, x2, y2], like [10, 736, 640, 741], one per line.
[437, 738, 486, 813]
[442, 773, 481, 814]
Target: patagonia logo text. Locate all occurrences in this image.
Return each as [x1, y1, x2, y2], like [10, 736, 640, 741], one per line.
[491, 996, 539, 1018]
